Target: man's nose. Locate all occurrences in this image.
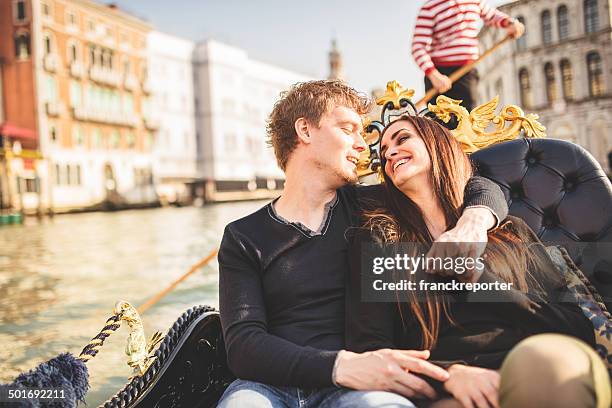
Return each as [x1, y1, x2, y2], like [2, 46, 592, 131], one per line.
[354, 133, 367, 152]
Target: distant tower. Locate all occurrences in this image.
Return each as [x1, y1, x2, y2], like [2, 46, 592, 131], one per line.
[328, 39, 344, 80]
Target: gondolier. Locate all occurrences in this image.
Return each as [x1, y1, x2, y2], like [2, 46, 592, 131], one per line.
[412, 0, 525, 111]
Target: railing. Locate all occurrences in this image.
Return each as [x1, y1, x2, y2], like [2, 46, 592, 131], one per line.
[142, 79, 152, 94]
[46, 101, 64, 117]
[143, 116, 160, 130]
[70, 62, 85, 78]
[124, 74, 139, 91]
[89, 66, 121, 87]
[72, 106, 139, 127]
[43, 54, 59, 72]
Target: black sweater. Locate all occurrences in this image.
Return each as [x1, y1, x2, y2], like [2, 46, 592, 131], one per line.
[345, 217, 595, 375]
[218, 178, 508, 388]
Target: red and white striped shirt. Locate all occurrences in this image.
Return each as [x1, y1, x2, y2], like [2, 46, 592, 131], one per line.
[412, 0, 511, 75]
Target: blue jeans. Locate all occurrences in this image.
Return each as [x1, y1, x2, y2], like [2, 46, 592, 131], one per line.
[217, 379, 416, 408]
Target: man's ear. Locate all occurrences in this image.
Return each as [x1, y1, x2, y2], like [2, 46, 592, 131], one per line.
[295, 118, 311, 144]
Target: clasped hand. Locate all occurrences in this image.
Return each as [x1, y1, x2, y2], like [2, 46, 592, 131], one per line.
[334, 349, 448, 399]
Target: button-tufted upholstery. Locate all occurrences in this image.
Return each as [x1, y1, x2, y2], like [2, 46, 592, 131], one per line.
[472, 138, 612, 309]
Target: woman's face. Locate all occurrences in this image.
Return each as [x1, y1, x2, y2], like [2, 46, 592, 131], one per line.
[380, 119, 432, 191]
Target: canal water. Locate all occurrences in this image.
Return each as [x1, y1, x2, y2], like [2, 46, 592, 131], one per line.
[0, 201, 267, 406]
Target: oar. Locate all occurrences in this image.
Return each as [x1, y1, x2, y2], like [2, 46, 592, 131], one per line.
[0, 249, 220, 407]
[137, 248, 219, 314]
[415, 35, 514, 109]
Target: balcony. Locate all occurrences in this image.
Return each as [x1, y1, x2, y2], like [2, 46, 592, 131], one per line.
[142, 79, 152, 94]
[88, 66, 121, 87]
[124, 74, 138, 91]
[43, 54, 59, 72]
[144, 116, 161, 130]
[72, 106, 139, 127]
[69, 62, 85, 78]
[46, 101, 64, 117]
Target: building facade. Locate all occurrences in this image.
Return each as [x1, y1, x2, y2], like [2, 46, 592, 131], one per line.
[1, 0, 157, 213]
[477, 0, 612, 172]
[192, 40, 311, 202]
[0, 0, 41, 212]
[147, 31, 197, 205]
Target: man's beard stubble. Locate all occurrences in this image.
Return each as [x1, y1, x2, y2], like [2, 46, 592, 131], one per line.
[312, 158, 359, 186]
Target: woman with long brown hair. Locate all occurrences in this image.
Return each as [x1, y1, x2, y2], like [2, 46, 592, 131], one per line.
[345, 115, 610, 408]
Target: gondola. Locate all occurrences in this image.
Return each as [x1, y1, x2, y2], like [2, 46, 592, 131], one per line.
[7, 82, 612, 408]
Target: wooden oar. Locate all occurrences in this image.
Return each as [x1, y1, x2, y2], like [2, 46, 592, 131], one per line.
[415, 35, 514, 109]
[138, 248, 219, 314]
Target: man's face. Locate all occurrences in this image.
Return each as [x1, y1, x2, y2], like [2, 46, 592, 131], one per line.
[308, 105, 367, 185]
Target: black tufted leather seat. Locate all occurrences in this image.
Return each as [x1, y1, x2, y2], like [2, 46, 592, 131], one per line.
[472, 138, 612, 309]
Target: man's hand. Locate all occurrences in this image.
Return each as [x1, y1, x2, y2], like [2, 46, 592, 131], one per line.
[334, 349, 449, 399]
[426, 207, 493, 281]
[427, 70, 452, 93]
[444, 364, 500, 408]
[505, 19, 525, 39]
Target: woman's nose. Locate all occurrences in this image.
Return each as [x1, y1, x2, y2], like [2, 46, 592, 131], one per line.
[385, 146, 398, 160]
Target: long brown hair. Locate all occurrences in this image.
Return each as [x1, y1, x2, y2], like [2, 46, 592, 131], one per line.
[363, 116, 541, 349]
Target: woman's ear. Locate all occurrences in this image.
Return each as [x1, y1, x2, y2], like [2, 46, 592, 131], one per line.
[295, 117, 311, 144]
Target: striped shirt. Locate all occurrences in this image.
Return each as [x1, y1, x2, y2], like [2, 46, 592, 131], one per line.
[412, 0, 511, 75]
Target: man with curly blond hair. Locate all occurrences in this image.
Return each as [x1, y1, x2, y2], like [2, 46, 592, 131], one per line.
[217, 80, 507, 407]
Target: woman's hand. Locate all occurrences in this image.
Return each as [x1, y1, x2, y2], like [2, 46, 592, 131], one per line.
[443, 364, 500, 408]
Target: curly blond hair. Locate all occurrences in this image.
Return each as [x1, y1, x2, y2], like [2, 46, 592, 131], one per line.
[266, 80, 371, 171]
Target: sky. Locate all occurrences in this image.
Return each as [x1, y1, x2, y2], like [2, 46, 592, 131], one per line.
[111, 0, 508, 96]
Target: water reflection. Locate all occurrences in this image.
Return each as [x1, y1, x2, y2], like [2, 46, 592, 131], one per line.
[0, 201, 266, 405]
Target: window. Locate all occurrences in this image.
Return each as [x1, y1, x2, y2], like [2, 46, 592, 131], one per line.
[110, 131, 120, 149]
[560, 59, 574, 100]
[44, 73, 58, 102]
[584, 0, 599, 34]
[55, 163, 61, 185]
[146, 133, 154, 151]
[587, 52, 604, 97]
[557, 5, 569, 40]
[43, 33, 52, 55]
[516, 16, 527, 50]
[88, 19, 95, 32]
[67, 10, 77, 26]
[93, 128, 102, 149]
[519, 68, 532, 108]
[126, 131, 135, 148]
[101, 49, 113, 69]
[75, 165, 81, 185]
[225, 133, 237, 151]
[14, 32, 30, 59]
[544, 62, 557, 104]
[25, 178, 38, 193]
[49, 124, 57, 142]
[68, 42, 78, 63]
[72, 125, 84, 146]
[14, 0, 27, 22]
[88, 45, 96, 66]
[69, 81, 81, 107]
[123, 92, 134, 113]
[41, 2, 50, 17]
[122, 57, 130, 75]
[495, 78, 503, 99]
[541, 10, 552, 44]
